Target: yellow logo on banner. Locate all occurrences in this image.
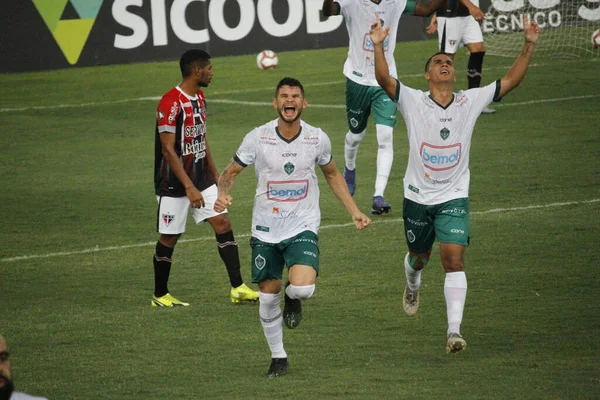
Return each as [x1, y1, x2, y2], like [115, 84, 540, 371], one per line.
[32, 0, 103, 65]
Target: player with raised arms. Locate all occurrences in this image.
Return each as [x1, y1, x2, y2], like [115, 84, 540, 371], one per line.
[322, 0, 483, 215]
[370, 13, 540, 352]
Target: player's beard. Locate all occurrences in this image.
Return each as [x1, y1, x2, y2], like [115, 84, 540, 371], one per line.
[278, 107, 302, 123]
[0, 376, 14, 400]
[197, 77, 210, 88]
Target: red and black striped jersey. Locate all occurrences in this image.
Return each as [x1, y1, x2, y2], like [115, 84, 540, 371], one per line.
[154, 86, 215, 197]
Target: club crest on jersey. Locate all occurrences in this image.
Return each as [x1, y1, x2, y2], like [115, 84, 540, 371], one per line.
[162, 213, 174, 227]
[449, 40, 457, 46]
[440, 127, 450, 140]
[255, 255, 266, 270]
[284, 162, 295, 175]
[350, 117, 359, 128]
[407, 230, 416, 243]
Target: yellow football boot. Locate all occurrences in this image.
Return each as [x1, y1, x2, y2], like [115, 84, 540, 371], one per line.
[151, 293, 190, 307]
[229, 283, 259, 304]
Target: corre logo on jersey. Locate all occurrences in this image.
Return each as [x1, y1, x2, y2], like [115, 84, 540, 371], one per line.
[32, 0, 104, 65]
[267, 180, 309, 202]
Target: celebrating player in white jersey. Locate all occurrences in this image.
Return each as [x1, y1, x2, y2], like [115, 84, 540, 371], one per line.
[214, 77, 371, 377]
[370, 14, 540, 353]
[322, 0, 483, 215]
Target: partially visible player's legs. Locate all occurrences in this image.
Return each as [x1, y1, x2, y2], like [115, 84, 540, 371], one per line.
[374, 124, 394, 197]
[344, 79, 371, 196]
[403, 250, 431, 316]
[259, 280, 288, 378]
[435, 197, 470, 353]
[440, 243, 468, 354]
[371, 88, 396, 214]
[402, 198, 436, 316]
[284, 265, 317, 329]
[152, 196, 190, 307]
[344, 131, 365, 196]
[282, 232, 319, 330]
[152, 235, 181, 302]
[199, 185, 258, 303]
[251, 238, 288, 377]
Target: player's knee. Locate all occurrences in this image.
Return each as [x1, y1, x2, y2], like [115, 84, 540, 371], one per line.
[288, 284, 315, 301]
[376, 125, 393, 150]
[345, 130, 365, 147]
[408, 255, 428, 271]
[441, 255, 464, 272]
[259, 292, 281, 320]
[209, 214, 232, 233]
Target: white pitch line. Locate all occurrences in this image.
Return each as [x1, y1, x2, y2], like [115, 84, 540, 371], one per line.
[1, 198, 598, 263]
[0, 63, 560, 113]
[2, 93, 598, 113]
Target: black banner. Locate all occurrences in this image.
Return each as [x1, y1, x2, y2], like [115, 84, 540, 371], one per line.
[0, 0, 429, 73]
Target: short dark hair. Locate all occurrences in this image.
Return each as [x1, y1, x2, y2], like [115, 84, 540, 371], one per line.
[275, 77, 305, 97]
[180, 49, 211, 77]
[424, 52, 452, 72]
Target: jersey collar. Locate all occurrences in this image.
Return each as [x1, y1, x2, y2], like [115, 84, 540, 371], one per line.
[428, 93, 455, 110]
[275, 126, 303, 144]
[176, 86, 199, 101]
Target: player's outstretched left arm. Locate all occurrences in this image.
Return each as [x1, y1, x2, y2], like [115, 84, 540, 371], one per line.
[214, 158, 245, 213]
[498, 15, 541, 99]
[320, 161, 372, 230]
[370, 15, 397, 101]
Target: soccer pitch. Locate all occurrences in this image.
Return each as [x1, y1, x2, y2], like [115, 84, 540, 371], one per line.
[1, 39, 598, 399]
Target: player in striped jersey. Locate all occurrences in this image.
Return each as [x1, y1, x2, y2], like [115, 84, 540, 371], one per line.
[152, 50, 258, 307]
[370, 14, 540, 353]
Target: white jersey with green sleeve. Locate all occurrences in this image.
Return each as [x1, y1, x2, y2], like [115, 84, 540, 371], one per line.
[234, 118, 333, 243]
[394, 80, 501, 205]
[336, 0, 408, 86]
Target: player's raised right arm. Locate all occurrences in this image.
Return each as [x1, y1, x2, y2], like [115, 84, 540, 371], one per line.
[498, 15, 541, 99]
[322, 0, 340, 17]
[214, 158, 245, 213]
[370, 15, 397, 100]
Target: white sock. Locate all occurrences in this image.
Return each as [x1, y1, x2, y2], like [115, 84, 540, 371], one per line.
[259, 292, 287, 359]
[285, 284, 315, 301]
[344, 130, 365, 170]
[404, 253, 422, 292]
[444, 271, 467, 335]
[374, 124, 393, 197]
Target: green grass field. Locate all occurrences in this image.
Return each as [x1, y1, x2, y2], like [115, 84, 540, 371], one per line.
[1, 39, 599, 399]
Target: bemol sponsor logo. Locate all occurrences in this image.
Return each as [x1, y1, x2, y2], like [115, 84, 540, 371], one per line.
[420, 143, 462, 172]
[267, 180, 309, 202]
[112, 0, 344, 50]
[483, 0, 600, 34]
